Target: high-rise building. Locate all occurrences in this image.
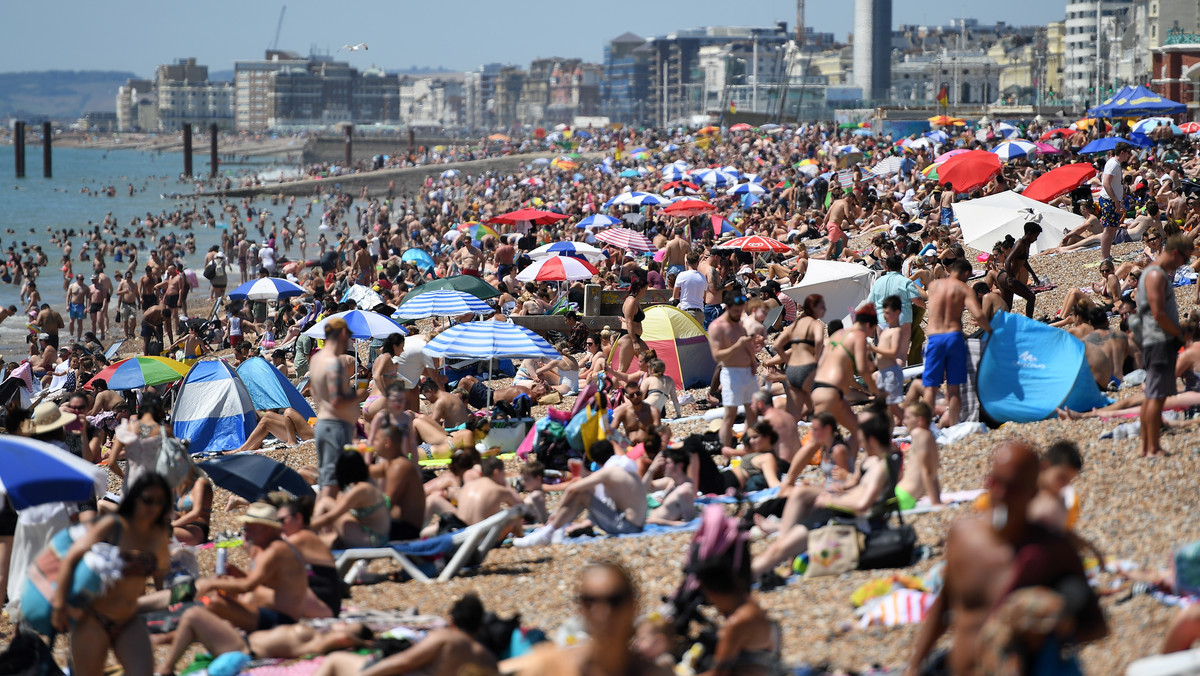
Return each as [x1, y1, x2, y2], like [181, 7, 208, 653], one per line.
[602, 33, 652, 125]
[464, 63, 506, 130]
[116, 78, 154, 131]
[154, 58, 234, 131]
[853, 0, 892, 103]
[1064, 0, 1135, 98]
[235, 51, 308, 131]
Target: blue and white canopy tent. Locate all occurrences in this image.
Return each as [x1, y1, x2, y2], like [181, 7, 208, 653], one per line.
[173, 360, 257, 455]
[235, 356, 315, 419]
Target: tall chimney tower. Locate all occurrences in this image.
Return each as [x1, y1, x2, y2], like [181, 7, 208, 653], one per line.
[853, 0, 892, 102]
[796, 0, 805, 46]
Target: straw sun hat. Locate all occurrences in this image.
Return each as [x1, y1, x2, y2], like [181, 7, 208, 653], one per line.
[239, 502, 282, 529]
[24, 401, 75, 435]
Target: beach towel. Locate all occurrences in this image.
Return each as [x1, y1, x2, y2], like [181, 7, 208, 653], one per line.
[559, 518, 701, 544]
[242, 656, 327, 676]
[857, 589, 937, 628]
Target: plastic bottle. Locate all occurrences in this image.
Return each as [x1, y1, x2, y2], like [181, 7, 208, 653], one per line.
[215, 548, 228, 577]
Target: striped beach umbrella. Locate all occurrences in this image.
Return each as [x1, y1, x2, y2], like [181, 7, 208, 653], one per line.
[529, 241, 605, 262]
[0, 436, 107, 509]
[86, 356, 190, 391]
[393, 290, 494, 320]
[991, 140, 1037, 162]
[516, 256, 599, 282]
[594, 227, 655, 253]
[718, 235, 791, 253]
[303, 310, 408, 340]
[228, 277, 306, 301]
[576, 214, 620, 229]
[727, 183, 766, 196]
[423, 321, 560, 361]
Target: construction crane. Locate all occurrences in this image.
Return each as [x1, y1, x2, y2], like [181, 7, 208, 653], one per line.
[270, 5, 286, 51]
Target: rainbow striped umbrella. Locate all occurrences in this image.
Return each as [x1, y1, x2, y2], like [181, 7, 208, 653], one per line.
[85, 356, 191, 391]
[457, 222, 500, 241]
[921, 162, 942, 181]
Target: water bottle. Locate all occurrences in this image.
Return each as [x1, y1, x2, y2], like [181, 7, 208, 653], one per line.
[215, 547, 228, 577]
[344, 559, 368, 585]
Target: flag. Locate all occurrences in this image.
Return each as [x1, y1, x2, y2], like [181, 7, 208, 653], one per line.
[936, 85, 948, 108]
[729, 100, 736, 114]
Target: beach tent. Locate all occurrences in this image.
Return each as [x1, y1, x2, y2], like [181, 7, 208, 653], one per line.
[976, 312, 1111, 424]
[613, 305, 718, 389]
[953, 190, 1083, 255]
[235, 356, 315, 419]
[172, 360, 257, 455]
[780, 260, 878, 324]
[1087, 84, 1186, 118]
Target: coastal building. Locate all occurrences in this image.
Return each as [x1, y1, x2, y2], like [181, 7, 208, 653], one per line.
[988, 23, 1067, 106]
[1148, 0, 1200, 50]
[234, 51, 308, 131]
[602, 33, 652, 126]
[1151, 30, 1200, 109]
[890, 51, 1000, 106]
[399, 75, 465, 129]
[464, 63, 506, 130]
[1063, 0, 1136, 100]
[154, 58, 235, 131]
[492, 67, 526, 129]
[115, 78, 154, 132]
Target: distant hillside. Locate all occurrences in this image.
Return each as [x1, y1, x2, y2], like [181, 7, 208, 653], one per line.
[0, 70, 139, 120]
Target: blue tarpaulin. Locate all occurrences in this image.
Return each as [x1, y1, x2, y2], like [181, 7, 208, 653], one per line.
[236, 356, 315, 419]
[977, 312, 1111, 423]
[1087, 85, 1186, 118]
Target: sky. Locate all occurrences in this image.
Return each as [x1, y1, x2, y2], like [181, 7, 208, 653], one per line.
[6, 0, 1065, 76]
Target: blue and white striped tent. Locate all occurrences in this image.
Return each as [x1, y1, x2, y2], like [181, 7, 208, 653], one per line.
[235, 356, 315, 419]
[392, 290, 494, 321]
[423, 322, 560, 361]
[173, 360, 256, 455]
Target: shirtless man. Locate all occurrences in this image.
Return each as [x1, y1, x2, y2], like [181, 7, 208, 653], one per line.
[156, 503, 313, 674]
[923, 259, 991, 428]
[66, 273, 87, 341]
[903, 441, 1107, 676]
[494, 237, 516, 278]
[313, 594, 498, 676]
[1059, 201, 1101, 247]
[453, 238, 484, 278]
[894, 401, 941, 511]
[708, 289, 759, 448]
[116, 271, 139, 339]
[612, 383, 659, 445]
[96, 269, 114, 339]
[155, 264, 186, 344]
[702, 253, 733, 328]
[310, 317, 367, 499]
[88, 379, 125, 416]
[996, 221, 1042, 318]
[750, 390, 800, 464]
[456, 457, 525, 526]
[351, 239, 373, 285]
[662, 227, 689, 276]
[140, 302, 167, 356]
[939, 188, 956, 227]
[88, 276, 106, 340]
[372, 422, 425, 541]
[420, 378, 470, 429]
[34, 303, 64, 349]
[643, 446, 696, 526]
[138, 265, 159, 312]
[515, 440, 647, 546]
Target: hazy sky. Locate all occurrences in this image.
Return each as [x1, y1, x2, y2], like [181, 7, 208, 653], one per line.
[7, 0, 1063, 75]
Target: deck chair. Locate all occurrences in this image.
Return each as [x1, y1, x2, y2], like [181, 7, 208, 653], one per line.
[332, 505, 525, 584]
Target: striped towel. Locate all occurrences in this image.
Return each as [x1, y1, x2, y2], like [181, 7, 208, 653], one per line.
[836, 169, 854, 189]
[858, 589, 938, 628]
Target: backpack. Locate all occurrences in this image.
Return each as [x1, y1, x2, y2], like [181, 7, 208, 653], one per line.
[202, 261, 216, 280]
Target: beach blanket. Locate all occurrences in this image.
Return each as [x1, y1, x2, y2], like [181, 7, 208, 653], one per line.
[857, 589, 937, 628]
[560, 518, 701, 544]
[903, 489, 986, 515]
[243, 656, 327, 676]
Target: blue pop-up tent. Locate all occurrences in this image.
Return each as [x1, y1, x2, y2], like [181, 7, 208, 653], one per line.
[976, 312, 1111, 424]
[235, 356, 315, 419]
[1087, 85, 1186, 118]
[173, 360, 256, 455]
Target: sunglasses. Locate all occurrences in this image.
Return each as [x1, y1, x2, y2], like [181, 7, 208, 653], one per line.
[729, 295, 748, 305]
[579, 591, 633, 609]
[138, 494, 166, 507]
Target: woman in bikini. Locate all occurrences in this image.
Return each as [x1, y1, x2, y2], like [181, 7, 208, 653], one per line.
[537, 341, 580, 396]
[172, 463, 213, 546]
[772, 294, 826, 420]
[995, 220, 1043, 318]
[640, 358, 682, 419]
[311, 452, 392, 548]
[810, 305, 880, 447]
[615, 270, 649, 373]
[1056, 259, 1121, 320]
[52, 473, 171, 676]
[363, 333, 404, 422]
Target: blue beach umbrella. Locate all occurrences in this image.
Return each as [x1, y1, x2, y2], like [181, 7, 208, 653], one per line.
[1079, 137, 1135, 154]
[303, 310, 408, 340]
[577, 214, 621, 229]
[393, 290, 494, 320]
[0, 435, 106, 509]
[401, 249, 436, 271]
[228, 277, 305, 301]
[423, 321, 560, 361]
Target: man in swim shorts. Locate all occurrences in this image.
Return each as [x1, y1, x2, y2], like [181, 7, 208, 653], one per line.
[709, 289, 760, 448]
[923, 259, 991, 428]
[1098, 142, 1131, 260]
[66, 273, 87, 341]
[895, 401, 941, 510]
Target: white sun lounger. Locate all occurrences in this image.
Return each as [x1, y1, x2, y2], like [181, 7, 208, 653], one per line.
[332, 505, 525, 584]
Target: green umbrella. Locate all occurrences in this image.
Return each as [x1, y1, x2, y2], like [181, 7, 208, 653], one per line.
[405, 275, 500, 302]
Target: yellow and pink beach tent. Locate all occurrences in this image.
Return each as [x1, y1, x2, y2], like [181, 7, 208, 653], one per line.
[612, 305, 717, 389]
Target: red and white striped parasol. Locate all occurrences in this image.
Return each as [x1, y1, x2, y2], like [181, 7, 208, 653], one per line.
[718, 235, 792, 253]
[594, 227, 655, 252]
[515, 256, 599, 282]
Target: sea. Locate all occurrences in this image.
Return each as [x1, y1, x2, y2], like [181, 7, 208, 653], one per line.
[0, 144, 287, 359]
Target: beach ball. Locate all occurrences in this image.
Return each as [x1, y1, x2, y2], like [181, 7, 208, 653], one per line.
[792, 553, 809, 576]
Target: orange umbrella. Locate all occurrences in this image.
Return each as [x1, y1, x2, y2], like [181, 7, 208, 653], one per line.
[487, 133, 511, 142]
[928, 115, 966, 127]
[1074, 118, 1111, 131]
[697, 125, 720, 135]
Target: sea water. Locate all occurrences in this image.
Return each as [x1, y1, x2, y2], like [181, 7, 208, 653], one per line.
[0, 145, 280, 359]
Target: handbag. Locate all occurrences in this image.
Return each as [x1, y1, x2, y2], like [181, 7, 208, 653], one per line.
[858, 525, 918, 570]
[805, 524, 860, 578]
[156, 426, 191, 489]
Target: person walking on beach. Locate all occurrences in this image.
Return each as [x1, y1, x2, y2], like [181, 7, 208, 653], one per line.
[116, 271, 138, 340]
[709, 289, 759, 449]
[922, 259, 991, 428]
[309, 317, 365, 499]
[66, 273, 87, 342]
[1098, 143, 1131, 261]
[1136, 234, 1194, 457]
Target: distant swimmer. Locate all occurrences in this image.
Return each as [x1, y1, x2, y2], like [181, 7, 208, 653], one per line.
[338, 43, 368, 51]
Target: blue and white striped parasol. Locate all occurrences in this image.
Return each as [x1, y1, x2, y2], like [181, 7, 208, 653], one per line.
[727, 182, 766, 196]
[303, 310, 408, 339]
[422, 321, 560, 361]
[392, 290, 494, 320]
[0, 435, 107, 509]
[576, 214, 620, 229]
[228, 277, 306, 301]
[661, 164, 688, 181]
[529, 241, 605, 261]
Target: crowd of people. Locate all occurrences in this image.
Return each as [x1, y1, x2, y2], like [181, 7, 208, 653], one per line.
[3, 115, 1200, 674]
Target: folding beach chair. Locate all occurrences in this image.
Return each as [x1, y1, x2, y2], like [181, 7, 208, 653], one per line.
[333, 505, 525, 583]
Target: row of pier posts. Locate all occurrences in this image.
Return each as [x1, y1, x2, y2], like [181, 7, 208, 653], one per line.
[13, 122, 223, 179]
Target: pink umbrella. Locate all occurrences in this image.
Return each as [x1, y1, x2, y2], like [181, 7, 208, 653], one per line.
[934, 148, 970, 163]
[594, 227, 655, 253]
[1034, 142, 1061, 155]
